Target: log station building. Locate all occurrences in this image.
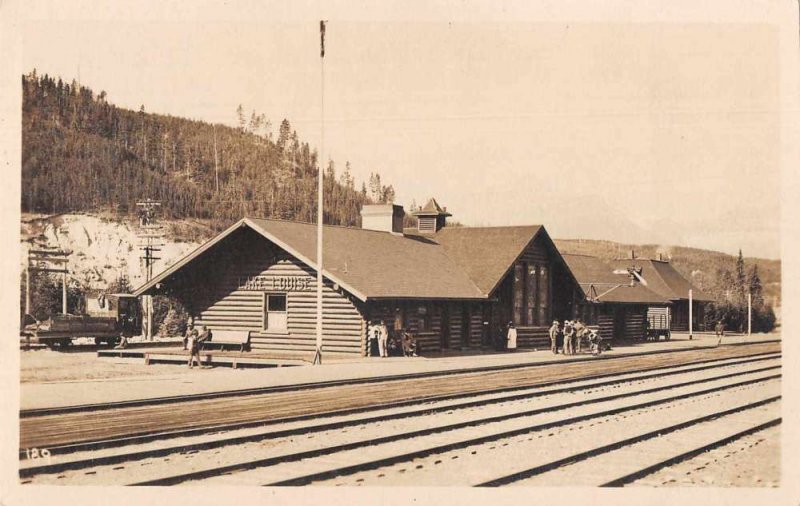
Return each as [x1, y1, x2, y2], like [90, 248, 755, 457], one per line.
[611, 257, 713, 332]
[134, 199, 584, 356]
[562, 253, 713, 341]
[562, 253, 672, 341]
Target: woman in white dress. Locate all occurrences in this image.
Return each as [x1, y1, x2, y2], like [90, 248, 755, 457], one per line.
[506, 321, 518, 351]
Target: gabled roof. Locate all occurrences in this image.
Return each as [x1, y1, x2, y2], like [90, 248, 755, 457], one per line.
[245, 218, 484, 300]
[134, 218, 581, 303]
[612, 258, 714, 302]
[432, 226, 542, 294]
[562, 254, 622, 286]
[134, 218, 485, 301]
[592, 284, 673, 305]
[412, 198, 451, 217]
[562, 253, 672, 305]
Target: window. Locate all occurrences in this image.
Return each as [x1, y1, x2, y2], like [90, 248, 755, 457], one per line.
[538, 265, 549, 324]
[417, 305, 430, 332]
[263, 293, 287, 331]
[526, 264, 537, 325]
[513, 263, 525, 325]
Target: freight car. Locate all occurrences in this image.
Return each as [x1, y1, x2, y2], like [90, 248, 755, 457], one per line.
[21, 293, 141, 348]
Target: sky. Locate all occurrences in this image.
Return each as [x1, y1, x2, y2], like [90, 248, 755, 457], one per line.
[14, 1, 789, 259]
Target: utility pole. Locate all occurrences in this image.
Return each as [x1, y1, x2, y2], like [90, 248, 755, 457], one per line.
[27, 249, 71, 315]
[688, 289, 693, 340]
[136, 199, 164, 340]
[314, 20, 327, 365]
[747, 292, 752, 337]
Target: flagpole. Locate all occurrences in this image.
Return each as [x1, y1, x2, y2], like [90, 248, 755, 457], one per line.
[314, 21, 326, 365]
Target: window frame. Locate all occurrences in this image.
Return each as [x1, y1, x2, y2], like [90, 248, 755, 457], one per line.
[263, 292, 288, 332]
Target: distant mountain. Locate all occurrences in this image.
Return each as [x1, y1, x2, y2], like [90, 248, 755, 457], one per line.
[554, 238, 781, 306]
[21, 70, 393, 231]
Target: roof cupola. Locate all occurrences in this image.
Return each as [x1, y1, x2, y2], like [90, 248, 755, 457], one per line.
[411, 198, 451, 234]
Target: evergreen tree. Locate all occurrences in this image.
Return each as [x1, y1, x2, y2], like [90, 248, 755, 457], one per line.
[735, 249, 747, 303]
[21, 72, 389, 232]
[368, 173, 382, 202]
[381, 184, 395, 203]
[748, 264, 764, 308]
[277, 119, 291, 152]
[236, 104, 246, 131]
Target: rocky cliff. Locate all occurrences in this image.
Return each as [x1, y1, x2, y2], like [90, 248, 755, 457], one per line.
[21, 213, 203, 291]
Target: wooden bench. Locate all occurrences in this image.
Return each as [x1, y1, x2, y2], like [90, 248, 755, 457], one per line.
[201, 329, 251, 352]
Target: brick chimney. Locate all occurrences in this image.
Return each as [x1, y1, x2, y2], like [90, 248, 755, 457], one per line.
[411, 198, 452, 234]
[360, 204, 405, 234]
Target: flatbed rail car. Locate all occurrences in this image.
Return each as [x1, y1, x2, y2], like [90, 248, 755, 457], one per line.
[21, 294, 141, 348]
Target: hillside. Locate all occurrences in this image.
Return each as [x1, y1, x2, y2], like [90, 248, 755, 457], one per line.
[22, 70, 394, 231]
[554, 238, 781, 306]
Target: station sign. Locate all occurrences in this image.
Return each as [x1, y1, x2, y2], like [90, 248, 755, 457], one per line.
[238, 275, 312, 291]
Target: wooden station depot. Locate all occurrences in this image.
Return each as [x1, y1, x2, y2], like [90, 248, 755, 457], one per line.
[134, 199, 709, 356]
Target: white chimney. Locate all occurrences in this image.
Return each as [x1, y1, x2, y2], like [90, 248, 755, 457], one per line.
[360, 204, 405, 234]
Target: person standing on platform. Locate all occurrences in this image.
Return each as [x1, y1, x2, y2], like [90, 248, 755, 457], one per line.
[183, 321, 198, 351]
[495, 323, 506, 351]
[549, 320, 560, 354]
[378, 320, 389, 358]
[188, 325, 210, 368]
[563, 320, 575, 355]
[506, 321, 517, 352]
[715, 320, 725, 346]
[366, 322, 376, 357]
[573, 320, 587, 354]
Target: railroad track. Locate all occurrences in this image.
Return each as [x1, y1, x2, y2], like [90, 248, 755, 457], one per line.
[20, 341, 780, 454]
[21, 339, 781, 418]
[20, 351, 781, 486]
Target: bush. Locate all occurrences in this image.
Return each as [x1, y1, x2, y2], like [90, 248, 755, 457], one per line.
[154, 296, 190, 337]
[20, 270, 87, 321]
[703, 301, 776, 334]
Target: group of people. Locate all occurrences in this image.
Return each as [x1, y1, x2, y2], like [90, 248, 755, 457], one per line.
[548, 319, 602, 356]
[183, 322, 211, 368]
[368, 320, 420, 358]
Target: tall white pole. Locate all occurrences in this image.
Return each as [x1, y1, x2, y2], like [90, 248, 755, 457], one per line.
[747, 292, 752, 337]
[688, 289, 693, 340]
[62, 262, 68, 315]
[315, 21, 326, 365]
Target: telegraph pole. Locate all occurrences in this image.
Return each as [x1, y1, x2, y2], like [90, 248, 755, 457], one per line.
[137, 199, 163, 340]
[313, 20, 327, 366]
[747, 292, 752, 337]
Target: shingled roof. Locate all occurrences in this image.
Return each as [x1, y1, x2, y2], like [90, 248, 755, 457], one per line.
[562, 253, 672, 305]
[135, 218, 579, 302]
[135, 218, 485, 300]
[433, 226, 544, 294]
[612, 258, 714, 302]
[245, 218, 484, 300]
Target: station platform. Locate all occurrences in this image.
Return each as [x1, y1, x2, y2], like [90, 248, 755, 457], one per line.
[20, 332, 780, 412]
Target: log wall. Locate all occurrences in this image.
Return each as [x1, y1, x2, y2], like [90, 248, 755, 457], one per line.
[366, 300, 485, 354]
[189, 232, 366, 355]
